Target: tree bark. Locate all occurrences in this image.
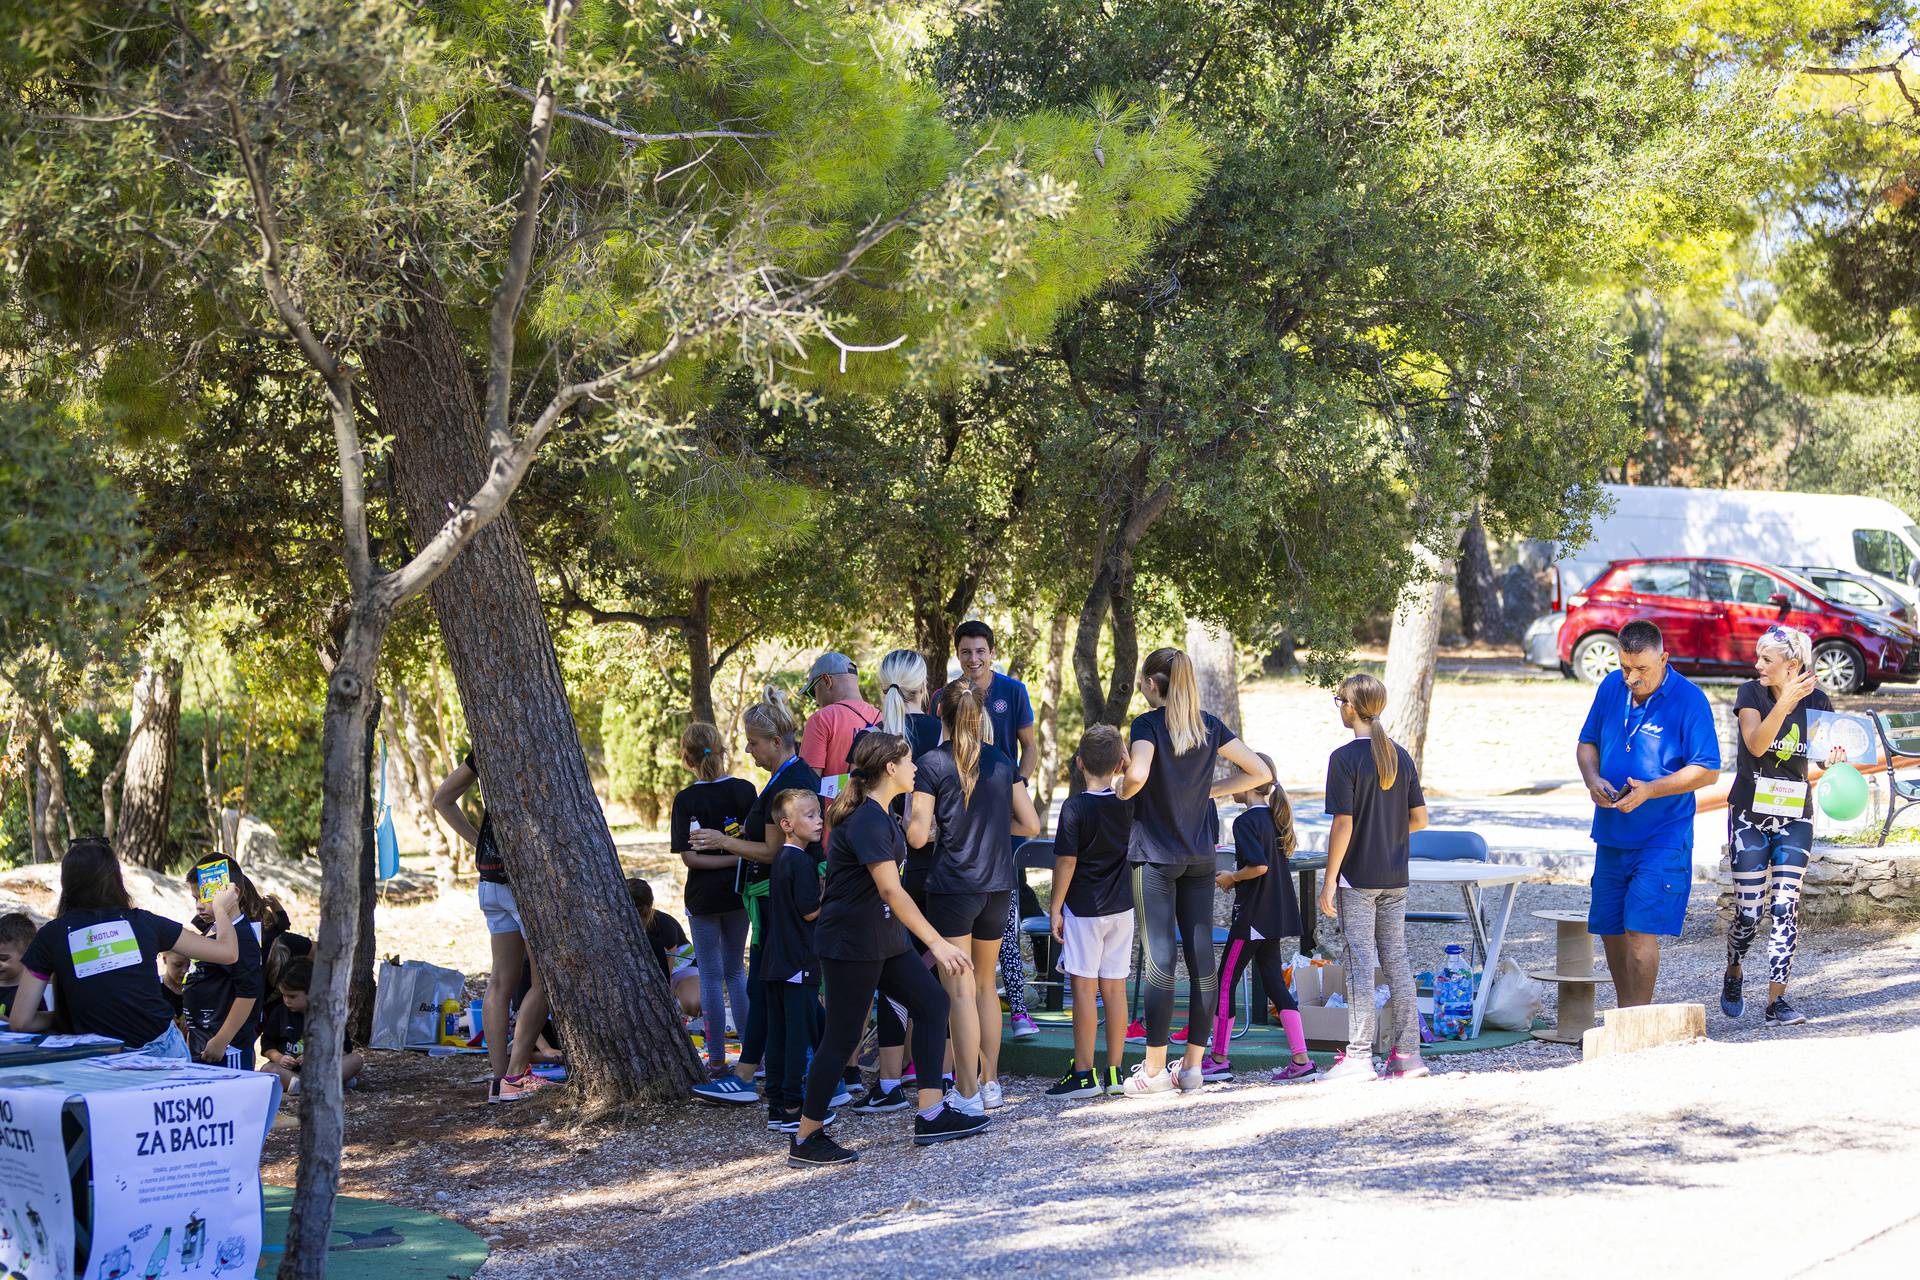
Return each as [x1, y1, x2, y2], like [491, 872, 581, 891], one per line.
[1034, 610, 1070, 811]
[1455, 505, 1503, 644]
[1184, 619, 1242, 737]
[280, 612, 384, 1280]
[368, 292, 700, 1108]
[117, 658, 183, 870]
[29, 753, 51, 864]
[347, 691, 381, 1046]
[1382, 541, 1456, 772]
[687, 579, 715, 725]
[392, 683, 456, 881]
[31, 704, 73, 853]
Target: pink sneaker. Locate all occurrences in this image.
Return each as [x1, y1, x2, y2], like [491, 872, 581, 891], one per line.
[1199, 1053, 1233, 1081]
[1270, 1059, 1319, 1084]
[1124, 1020, 1147, 1044]
[1170, 1025, 1190, 1044]
[1382, 1051, 1431, 1079]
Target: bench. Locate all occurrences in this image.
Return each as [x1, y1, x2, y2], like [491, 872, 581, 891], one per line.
[1873, 710, 1920, 848]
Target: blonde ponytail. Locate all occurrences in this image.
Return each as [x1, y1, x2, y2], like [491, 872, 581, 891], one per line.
[936, 678, 984, 805]
[1339, 673, 1397, 790]
[743, 686, 799, 747]
[1142, 647, 1205, 754]
[877, 649, 930, 738]
[829, 732, 909, 827]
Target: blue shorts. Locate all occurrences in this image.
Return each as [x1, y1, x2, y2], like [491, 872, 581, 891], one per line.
[1589, 843, 1691, 937]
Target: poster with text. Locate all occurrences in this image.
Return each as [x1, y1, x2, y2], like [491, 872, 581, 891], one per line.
[81, 1073, 272, 1280]
[0, 1086, 77, 1280]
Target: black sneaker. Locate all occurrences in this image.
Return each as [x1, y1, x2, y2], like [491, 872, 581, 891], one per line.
[840, 1077, 870, 1105]
[787, 1130, 857, 1167]
[1045, 1069, 1101, 1100]
[1719, 969, 1744, 1019]
[1765, 997, 1807, 1026]
[767, 1107, 798, 1132]
[851, 1082, 911, 1114]
[913, 1104, 992, 1145]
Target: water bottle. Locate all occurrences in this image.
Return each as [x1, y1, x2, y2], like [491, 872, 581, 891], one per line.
[1434, 945, 1474, 1040]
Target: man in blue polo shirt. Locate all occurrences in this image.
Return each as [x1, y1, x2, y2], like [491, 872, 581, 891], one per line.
[1576, 619, 1721, 1007]
[943, 620, 1036, 778]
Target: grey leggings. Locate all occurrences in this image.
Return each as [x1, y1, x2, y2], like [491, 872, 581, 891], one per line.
[1337, 886, 1420, 1058]
[689, 910, 750, 1067]
[1133, 862, 1218, 1049]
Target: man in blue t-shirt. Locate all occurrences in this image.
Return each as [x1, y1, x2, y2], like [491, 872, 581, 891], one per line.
[946, 620, 1036, 779]
[1576, 619, 1721, 1007]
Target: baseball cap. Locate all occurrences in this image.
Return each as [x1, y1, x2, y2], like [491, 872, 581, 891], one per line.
[806, 652, 857, 684]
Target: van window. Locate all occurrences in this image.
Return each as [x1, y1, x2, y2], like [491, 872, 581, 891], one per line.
[1854, 528, 1915, 580]
[1623, 563, 1693, 598]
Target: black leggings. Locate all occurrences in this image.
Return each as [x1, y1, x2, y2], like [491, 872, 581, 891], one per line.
[1132, 862, 1218, 1049]
[804, 951, 949, 1122]
[741, 944, 767, 1065]
[764, 980, 818, 1110]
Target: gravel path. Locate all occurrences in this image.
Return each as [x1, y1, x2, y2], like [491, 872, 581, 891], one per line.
[262, 900, 1920, 1280]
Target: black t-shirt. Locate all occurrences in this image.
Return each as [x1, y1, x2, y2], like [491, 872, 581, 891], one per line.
[1729, 680, 1833, 828]
[762, 844, 822, 985]
[1128, 709, 1235, 865]
[1056, 789, 1133, 917]
[814, 799, 911, 963]
[1325, 739, 1427, 889]
[915, 741, 1018, 895]
[672, 777, 758, 917]
[463, 751, 509, 885]
[1231, 805, 1302, 940]
[183, 917, 265, 1056]
[22, 908, 185, 1047]
[645, 910, 689, 977]
[260, 1002, 356, 1061]
[739, 756, 823, 901]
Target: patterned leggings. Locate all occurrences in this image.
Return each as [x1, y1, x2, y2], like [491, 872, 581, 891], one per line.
[1727, 816, 1811, 987]
[998, 896, 1027, 1018]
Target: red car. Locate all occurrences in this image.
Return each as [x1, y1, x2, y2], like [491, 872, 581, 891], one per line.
[1558, 556, 1915, 694]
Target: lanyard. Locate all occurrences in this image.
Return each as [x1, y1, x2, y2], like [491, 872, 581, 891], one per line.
[760, 756, 799, 800]
[1622, 686, 1656, 753]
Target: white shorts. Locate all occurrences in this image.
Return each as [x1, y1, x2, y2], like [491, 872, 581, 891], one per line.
[1059, 907, 1133, 980]
[477, 881, 523, 935]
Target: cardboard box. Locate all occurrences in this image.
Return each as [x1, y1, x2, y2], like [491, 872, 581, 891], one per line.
[1291, 962, 1430, 1049]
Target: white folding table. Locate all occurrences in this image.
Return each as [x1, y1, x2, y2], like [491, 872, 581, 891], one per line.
[1407, 860, 1533, 1039]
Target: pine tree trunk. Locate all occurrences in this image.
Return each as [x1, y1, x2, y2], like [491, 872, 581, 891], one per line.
[347, 691, 381, 1046]
[367, 292, 700, 1107]
[1184, 619, 1242, 737]
[279, 614, 383, 1280]
[687, 580, 716, 725]
[393, 684, 456, 882]
[1455, 506, 1503, 643]
[32, 704, 73, 851]
[1382, 542, 1455, 772]
[117, 658, 183, 870]
[1034, 610, 1069, 810]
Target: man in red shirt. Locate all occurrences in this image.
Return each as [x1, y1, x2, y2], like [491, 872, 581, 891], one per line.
[799, 652, 879, 781]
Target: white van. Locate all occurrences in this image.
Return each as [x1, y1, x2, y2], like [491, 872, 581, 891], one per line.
[1523, 484, 1920, 669]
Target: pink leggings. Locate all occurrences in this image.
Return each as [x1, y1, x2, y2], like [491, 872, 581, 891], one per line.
[1211, 936, 1306, 1059]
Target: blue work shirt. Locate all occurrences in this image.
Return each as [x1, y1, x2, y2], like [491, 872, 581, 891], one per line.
[1578, 667, 1721, 849]
[934, 671, 1034, 763]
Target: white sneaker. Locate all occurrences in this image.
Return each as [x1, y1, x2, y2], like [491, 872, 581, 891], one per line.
[980, 1080, 1005, 1110]
[1174, 1063, 1205, 1093]
[944, 1088, 986, 1117]
[1121, 1063, 1177, 1097]
[1319, 1053, 1380, 1085]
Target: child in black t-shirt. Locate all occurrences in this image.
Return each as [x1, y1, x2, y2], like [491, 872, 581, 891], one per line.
[627, 878, 691, 977]
[159, 950, 188, 1022]
[762, 789, 825, 1130]
[261, 956, 365, 1093]
[0, 911, 50, 1025]
[1045, 727, 1135, 1101]
[1209, 760, 1314, 1083]
[181, 852, 268, 1069]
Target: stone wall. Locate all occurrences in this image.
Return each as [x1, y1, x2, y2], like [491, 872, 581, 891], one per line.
[1713, 843, 1920, 920]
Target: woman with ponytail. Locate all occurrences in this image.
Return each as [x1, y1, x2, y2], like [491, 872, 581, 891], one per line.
[877, 649, 943, 757]
[1317, 674, 1430, 1083]
[906, 680, 1043, 1113]
[1117, 648, 1272, 1097]
[690, 688, 821, 1106]
[788, 733, 990, 1167]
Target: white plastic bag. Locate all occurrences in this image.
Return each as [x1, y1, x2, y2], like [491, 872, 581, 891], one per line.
[1481, 958, 1542, 1031]
[369, 959, 466, 1049]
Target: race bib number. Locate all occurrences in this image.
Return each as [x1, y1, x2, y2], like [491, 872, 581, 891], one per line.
[1752, 776, 1809, 818]
[69, 920, 142, 979]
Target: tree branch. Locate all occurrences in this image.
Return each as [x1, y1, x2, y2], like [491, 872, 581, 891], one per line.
[499, 83, 773, 143]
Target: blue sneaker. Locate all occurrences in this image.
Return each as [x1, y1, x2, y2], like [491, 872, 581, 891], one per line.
[1719, 969, 1744, 1020]
[692, 1075, 758, 1106]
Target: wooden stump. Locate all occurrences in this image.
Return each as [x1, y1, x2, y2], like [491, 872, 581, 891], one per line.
[1580, 1003, 1707, 1059]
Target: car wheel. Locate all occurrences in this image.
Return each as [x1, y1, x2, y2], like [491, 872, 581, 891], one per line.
[1811, 640, 1864, 695]
[1572, 633, 1620, 684]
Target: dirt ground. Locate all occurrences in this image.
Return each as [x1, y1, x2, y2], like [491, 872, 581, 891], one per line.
[265, 894, 1920, 1279]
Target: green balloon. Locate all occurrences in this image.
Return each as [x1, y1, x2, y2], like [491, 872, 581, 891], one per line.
[1816, 762, 1870, 822]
